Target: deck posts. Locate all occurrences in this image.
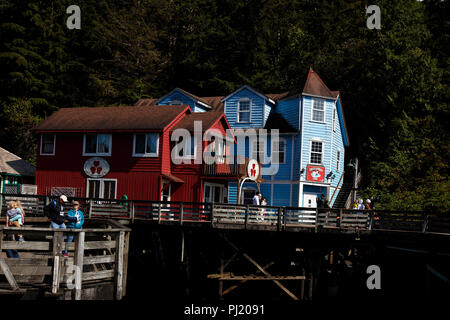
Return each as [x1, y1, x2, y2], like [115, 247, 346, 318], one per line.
[52, 231, 63, 294]
[73, 231, 85, 300]
[422, 214, 428, 233]
[122, 232, 130, 297]
[300, 268, 305, 300]
[114, 231, 125, 300]
[130, 200, 135, 223]
[158, 203, 162, 223]
[0, 193, 3, 217]
[315, 208, 319, 233]
[210, 203, 215, 223]
[88, 199, 93, 219]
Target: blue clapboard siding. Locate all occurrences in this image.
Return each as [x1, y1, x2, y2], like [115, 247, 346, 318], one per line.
[157, 91, 208, 112]
[264, 101, 273, 124]
[300, 96, 334, 177]
[293, 134, 302, 180]
[272, 184, 291, 206]
[276, 96, 300, 129]
[259, 184, 271, 203]
[329, 98, 346, 205]
[224, 88, 267, 128]
[228, 182, 238, 204]
[292, 184, 299, 207]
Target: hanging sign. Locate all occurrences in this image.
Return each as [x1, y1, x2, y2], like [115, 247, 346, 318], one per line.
[247, 159, 260, 181]
[84, 157, 110, 178]
[306, 165, 325, 182]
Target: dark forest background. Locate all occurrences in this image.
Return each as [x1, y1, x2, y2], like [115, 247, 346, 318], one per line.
[0, 0, 448, 211]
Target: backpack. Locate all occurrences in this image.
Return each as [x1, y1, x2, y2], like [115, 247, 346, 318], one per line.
[44, 199, 57, 218]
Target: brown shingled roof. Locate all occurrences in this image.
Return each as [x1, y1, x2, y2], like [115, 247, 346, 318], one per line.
[302, 69, 334, 98]
[33, 105, 191, 132]
[0, 147, 35, 177]
[135, 98, 157, 107]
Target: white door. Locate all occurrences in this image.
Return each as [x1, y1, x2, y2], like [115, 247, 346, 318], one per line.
[303, 193, 317, 208]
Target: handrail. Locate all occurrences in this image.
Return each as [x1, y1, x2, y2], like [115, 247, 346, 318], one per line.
[329, 170, 345, 205]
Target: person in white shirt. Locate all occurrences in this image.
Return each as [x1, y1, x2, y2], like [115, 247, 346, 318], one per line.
[252, 192, 261, 205]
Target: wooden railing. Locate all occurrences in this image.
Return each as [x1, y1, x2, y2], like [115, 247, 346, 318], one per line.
[1, 194, 449, 235]
[0, 217, 130, 299]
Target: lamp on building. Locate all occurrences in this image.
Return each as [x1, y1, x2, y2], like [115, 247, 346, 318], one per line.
[300, 168, 305, 175]
[326, 171, 334, 183]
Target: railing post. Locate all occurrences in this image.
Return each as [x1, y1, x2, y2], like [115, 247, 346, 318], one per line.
[179, 202, 184, 225]
[277, 207, 282, 232]
[52, 231, 63, 294]
[368, 210, 374, 230]
[211, 203, 215, 223]
[422, 214, 428, 233]
[114, 231, 125, 300]
[0, 193, 3, 217]
[88, 199, 93, 219]
[130, 200, 135, 223]
[158, 203, 162, 223]
[338, 208, 342, 228]
[283, 207, 287, 230]
[73, 231, 85, 300]
[245, 205, 249, 229]
[315, 208, 319, 233]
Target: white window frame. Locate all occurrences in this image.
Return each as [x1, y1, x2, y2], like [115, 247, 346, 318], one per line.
[311, 98, 326, 123]
[132, 133, 160, 157]
[83, 134, 112, 156]
[237, 98, 252, 123]
[161, 179, 171, 202]
[178, 135, 197, 159]
[251, 140, 266, 163]
[309, 139, 323, 164]
[40, 134, 56, 156]
[336, 149, 341, 172]
[203, 182, 225, 203]
[332, 107, 337, 131]
[272, 138, 286, 164]
[86, 178, 117, 199]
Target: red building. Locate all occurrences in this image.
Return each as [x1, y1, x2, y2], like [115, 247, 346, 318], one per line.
[33, 105, 237, 203]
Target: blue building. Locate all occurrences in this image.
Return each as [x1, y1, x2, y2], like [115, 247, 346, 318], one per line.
[136, 69, 350, 208]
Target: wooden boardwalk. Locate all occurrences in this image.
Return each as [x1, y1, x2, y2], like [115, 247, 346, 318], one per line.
[1, 194, 449, 236]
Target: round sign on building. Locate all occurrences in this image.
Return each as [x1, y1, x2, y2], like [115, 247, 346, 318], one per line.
[84, 157, 110, 178]
[247, 159, 260, 181]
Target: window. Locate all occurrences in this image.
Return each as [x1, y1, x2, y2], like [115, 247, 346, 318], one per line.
[83, 134, 112, 156]
[312, 99, 325, 122]
[336, 150, 341, 172]
[161, 179, 171, 202]
[238, 99, 251, 123]
[251, 140, 265, 163]
[332, 108, 337, 131]
[179, 136, 196, 158]
[272, 139, 286, 164]
[310, 141, 323, 164]
[86, 179, 116, 199]
[41, 134, 55, 155]
[133, 133, 159, 157]
[169, 99, 183, 105]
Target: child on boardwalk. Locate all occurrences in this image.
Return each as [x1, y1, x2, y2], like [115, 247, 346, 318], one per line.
[6, 201, 25, 241]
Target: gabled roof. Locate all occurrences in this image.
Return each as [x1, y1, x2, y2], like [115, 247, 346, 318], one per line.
[302, 68, 335, 99]
[0, 147, 35, 177]
[33, 105, 192, 132]
[171, 111, 228, 132]
[135, 98, 157, 107]
[155, 88, 213, 110]
[221, 85, 276, 105]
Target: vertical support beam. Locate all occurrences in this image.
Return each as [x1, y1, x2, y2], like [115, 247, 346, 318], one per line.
[308, 272, 313, 300]
[179, 202, 184, 225]
[0, 193, 3, 217]
[210, 203, 215, 223]
[338, 208, 343, 228]
[300, 268, 305, 300]
[283, 207, 287, 230]
[73, 231, 85, 300]
[180, 230, 185, 263]
[422, 214, 428, 233]
[122, 231, 130, 297]
[219, 259, 224, 300]
[114, 231, 125, 300]
[52, 231, 63, 294]
[315, 208, 319, 233]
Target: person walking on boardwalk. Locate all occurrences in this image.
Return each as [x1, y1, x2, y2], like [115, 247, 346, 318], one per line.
[252, 192, 261, 205]
[259, 197, 268, 222]
[63, 201, 85, 257]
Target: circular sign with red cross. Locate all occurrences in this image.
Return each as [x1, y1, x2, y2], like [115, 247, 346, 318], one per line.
[247, 159, 260, 181]
[83, 157, 110, 178]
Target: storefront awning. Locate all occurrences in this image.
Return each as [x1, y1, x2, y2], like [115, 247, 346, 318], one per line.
[162, 174, 184, 183]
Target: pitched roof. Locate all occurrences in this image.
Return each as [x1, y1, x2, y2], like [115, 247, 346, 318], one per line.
[302, 68, 335, 98]
[135, 98, 157, 107]
[264, 113, 298, 133]
[0, 147, 35, 177]
[33, 105, 191, 132]
[221, 85, 276, 104]
[171, 111, 226, 132]
[135, 94, 224, 111]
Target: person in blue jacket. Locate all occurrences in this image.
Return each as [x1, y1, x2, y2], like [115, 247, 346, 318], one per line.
[63, 201, 85, 256]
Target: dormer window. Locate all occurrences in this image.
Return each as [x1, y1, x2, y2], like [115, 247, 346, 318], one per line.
[170, 99, 183, 105]
[237, 98, 251, 123]
[312, 99, 325, 122]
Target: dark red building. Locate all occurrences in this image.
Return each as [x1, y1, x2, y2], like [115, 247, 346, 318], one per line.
[33, 105, 236, 203]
